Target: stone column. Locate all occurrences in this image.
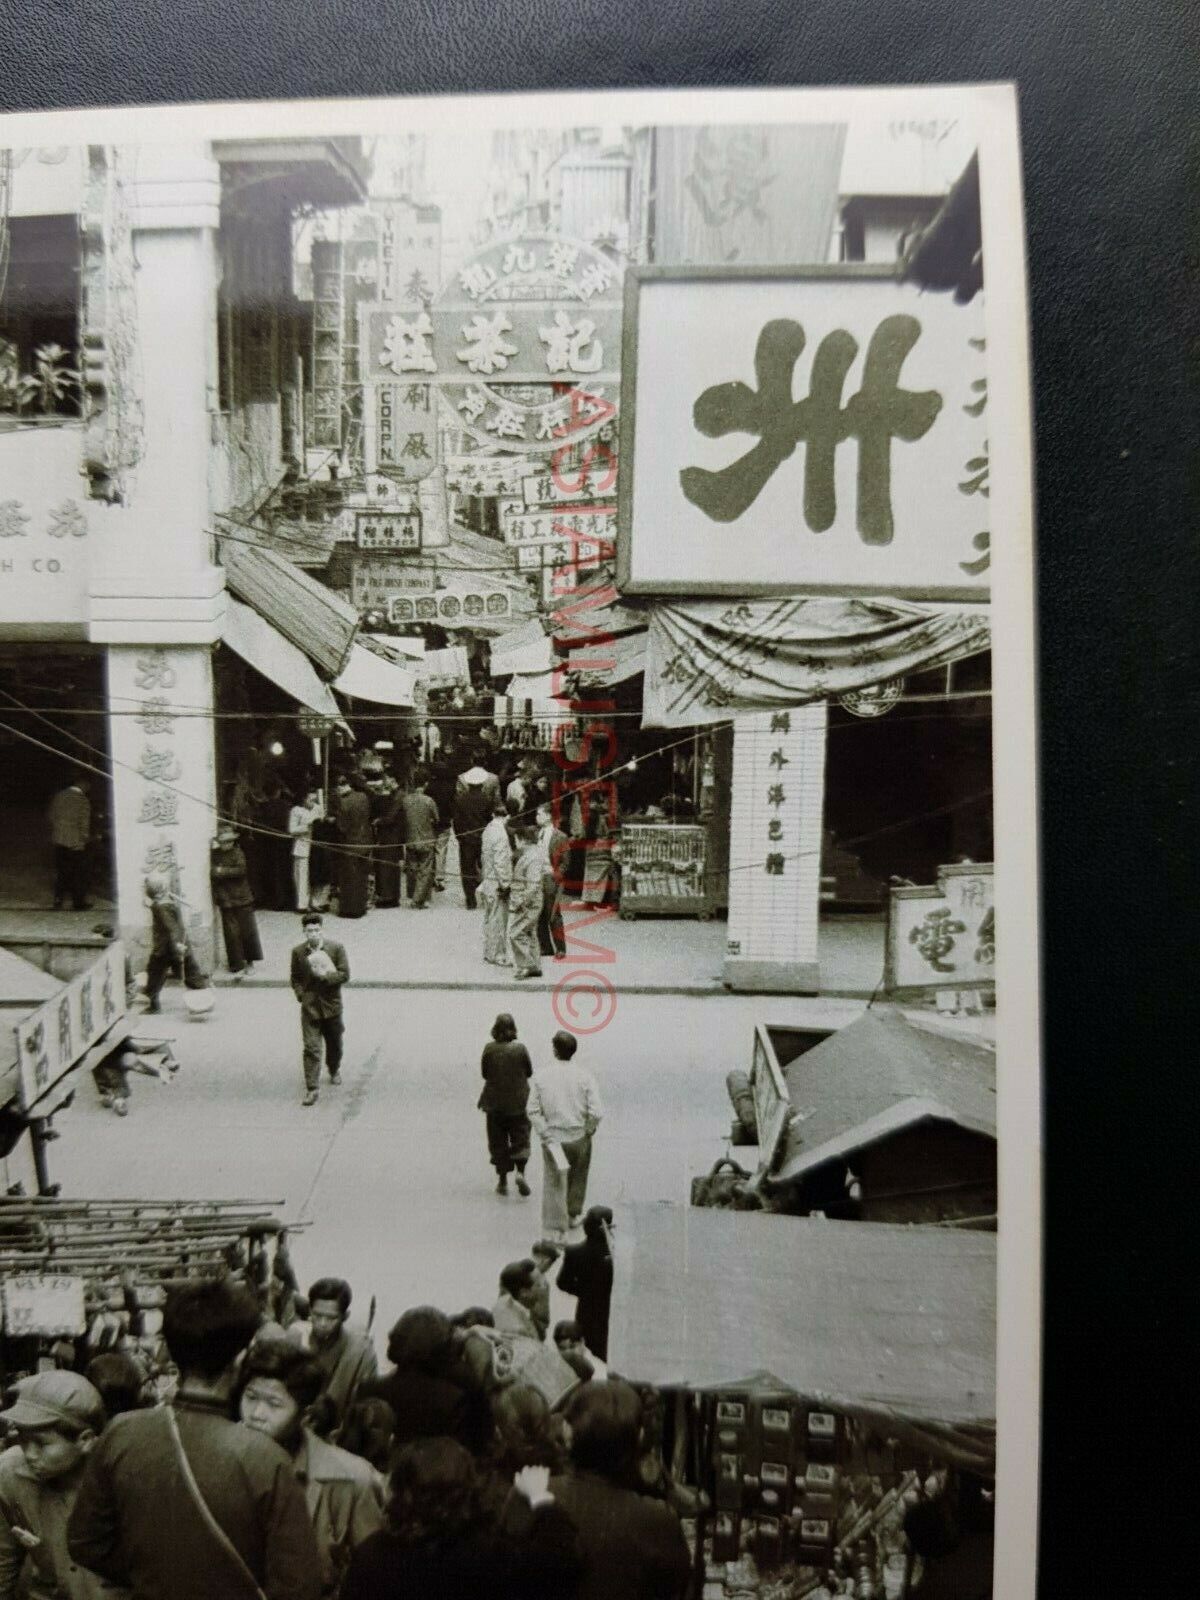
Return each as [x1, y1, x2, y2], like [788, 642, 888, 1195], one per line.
[723, 704, 827, 993]
[88, 144, 227, 963]
[417, 463, 450, 547]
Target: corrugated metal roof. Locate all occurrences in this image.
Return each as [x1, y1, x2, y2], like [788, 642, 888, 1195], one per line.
[773, 1008, 996, 1186]
[609, 1202, 995, 1428]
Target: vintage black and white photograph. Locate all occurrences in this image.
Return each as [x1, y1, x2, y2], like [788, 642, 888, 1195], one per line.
[0, 86, 1038, 1600]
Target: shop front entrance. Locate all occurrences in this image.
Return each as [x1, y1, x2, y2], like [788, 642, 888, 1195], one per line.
[0, 648, 115, 921]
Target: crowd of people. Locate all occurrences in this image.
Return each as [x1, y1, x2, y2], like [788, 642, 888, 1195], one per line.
[0, 1197, 697, 1600]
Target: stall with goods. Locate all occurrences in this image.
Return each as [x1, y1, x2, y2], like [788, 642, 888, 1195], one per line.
[618, 819, 713, 919]
[604, 1202, 995, 1599]
[0, 1197, 304, 1394]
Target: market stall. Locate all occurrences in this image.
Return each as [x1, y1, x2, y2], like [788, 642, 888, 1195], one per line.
[0, 1196, 304, 1392]
[606, 1202, 996, 1597]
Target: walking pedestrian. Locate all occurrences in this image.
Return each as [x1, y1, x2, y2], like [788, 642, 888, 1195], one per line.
[237, 1341, 385, 1597]
[535, 802, 568, 961]
[452, 753, 499, 909]
[142, 874, 208, 1014]
[507, 823, 544, 980]
[210, 827, 263, 980]
[527, 1032, 603, 1241]
[333, 778, 372, 918]
[67, 1278, 322, 1600]
[556, 1207, 614, 1362]
[47, 776, 92, 911]
[290, 912, 350, 1106]
[478, 801, 514, 965]
[0, 1371, 110, 1600]
[399, 774, 438, 908]
[288, 787, 324, 911]
[478, 1014, 532, 1197]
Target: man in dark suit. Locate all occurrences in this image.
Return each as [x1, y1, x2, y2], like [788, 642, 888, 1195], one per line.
[290, 912, 350, 1107]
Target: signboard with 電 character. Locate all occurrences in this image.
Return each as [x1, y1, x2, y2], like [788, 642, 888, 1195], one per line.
[886, 863, 995, 995]
[618, 266, 990, 600]
[2, 1275, 87, 1338]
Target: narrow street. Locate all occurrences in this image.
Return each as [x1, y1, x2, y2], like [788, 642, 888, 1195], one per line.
[51, 985, 869, 1336]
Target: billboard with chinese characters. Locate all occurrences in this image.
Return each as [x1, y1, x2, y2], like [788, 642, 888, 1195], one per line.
[886, 864, 996, 994]
[355, 510, 421, 550]
[351, 558, 436, 611]
[618, 267, 990, 599]
[359, 235, 622, 454]
[387, 588, 511, 626]
[15, 941, 128, 1111]
[368, 382, 438, 480]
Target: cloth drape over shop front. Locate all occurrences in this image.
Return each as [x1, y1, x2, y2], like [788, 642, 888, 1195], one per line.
[333, 639, 417, 707]
[642, 597, 991, 727]
[222, 597, 344, 722]
[609, 1203, 996, 1469]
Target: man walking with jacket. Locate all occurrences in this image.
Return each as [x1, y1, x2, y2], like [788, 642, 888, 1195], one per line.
[290, 913, 350, 1107]
[451, 754, 499, 909]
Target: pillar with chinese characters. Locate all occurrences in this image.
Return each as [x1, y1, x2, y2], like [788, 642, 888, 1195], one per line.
[723, 705, 827, 993]
[88, 143, 226, 963]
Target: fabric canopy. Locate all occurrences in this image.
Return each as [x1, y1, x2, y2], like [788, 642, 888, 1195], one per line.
[643, 597, 991, 726]
[223, 597, 343, 721]
[490, 624, 553, 680]
[609, 1203, 996, 1441]
[333, 641, 416, 707]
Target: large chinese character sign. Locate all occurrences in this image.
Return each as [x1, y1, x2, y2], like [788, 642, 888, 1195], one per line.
[360, 236, 622, 455]
[618, 267, 989, 599]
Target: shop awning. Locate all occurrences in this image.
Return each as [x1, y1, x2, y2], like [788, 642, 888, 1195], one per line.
[221, 539, 358, 678]
[490, 623, 553, 679]
[609, 1203, 996, 1434]
[416, 646, 472, 690]
[333, 640, 417, 707]
[643, 597, 991, 726]
[223, 598, 343, 722]
[565, 626, 646, 686]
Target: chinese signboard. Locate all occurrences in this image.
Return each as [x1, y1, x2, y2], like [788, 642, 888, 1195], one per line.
[886, 863, 995, 993]
[618, 269, 989, 599]
[725, 707, 826, 991]
[351, 559, 436, 611]
[15, 941, 127, 1111]
[369, 382, 438, 480]
[501, 505, 616, 552]
[360, 235, 623, 454]
[387, 589, 511, 626]
[445, 456, 528, 496]
[355, 511, 421, 550]
[521, 461, 616, 506]
[2, 1275, 87, 1338]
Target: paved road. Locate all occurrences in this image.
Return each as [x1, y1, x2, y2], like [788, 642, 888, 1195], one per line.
[51, 985, 868, 1341]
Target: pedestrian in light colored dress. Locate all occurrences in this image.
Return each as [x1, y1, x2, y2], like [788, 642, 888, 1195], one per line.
[478, 801, 514, 965]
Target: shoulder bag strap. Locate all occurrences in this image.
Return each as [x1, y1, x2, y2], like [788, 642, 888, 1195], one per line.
[165, 1408, 267, 1600]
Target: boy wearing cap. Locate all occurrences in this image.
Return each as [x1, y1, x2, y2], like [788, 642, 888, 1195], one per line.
[0, 1370, 119, 1600]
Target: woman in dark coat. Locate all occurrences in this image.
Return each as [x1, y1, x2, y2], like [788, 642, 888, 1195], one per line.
[334, 777, 373, 918]
[341, 1435, 581, 1600]
[209, 827, 263, 977]
[549, 1380, 690, 1600]
[479, 1013, 533, 1197]
[371, 774, 405, 908]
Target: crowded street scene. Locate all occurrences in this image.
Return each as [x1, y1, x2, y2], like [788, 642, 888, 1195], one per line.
[0, 87, 1024, 1598]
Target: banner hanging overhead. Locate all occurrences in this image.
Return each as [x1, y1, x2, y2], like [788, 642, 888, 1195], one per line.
[643, 596, 990, 726]
[618, 267, 990, 600]
[653, 124, 847, 266]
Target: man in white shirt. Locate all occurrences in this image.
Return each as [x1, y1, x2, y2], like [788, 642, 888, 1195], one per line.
[526, 1031, 603, 1240]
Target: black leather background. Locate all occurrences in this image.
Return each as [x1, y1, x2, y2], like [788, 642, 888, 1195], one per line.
[1, 2, 1196, 1589]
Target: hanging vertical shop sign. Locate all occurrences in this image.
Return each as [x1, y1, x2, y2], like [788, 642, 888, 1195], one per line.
[618, 268, 989, 600]
[359, 235, 623, 454]
[724, 706, 827, 993]
[309, 240, 344, 451]
[369, 381, 439, 481]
